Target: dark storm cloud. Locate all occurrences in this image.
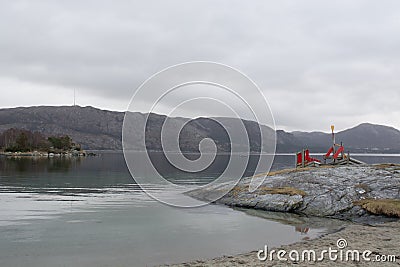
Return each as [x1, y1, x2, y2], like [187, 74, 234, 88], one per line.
[0, 0, 399, 131]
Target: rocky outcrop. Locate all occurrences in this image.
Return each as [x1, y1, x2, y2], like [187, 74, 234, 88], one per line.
[188, 164, 400, 220]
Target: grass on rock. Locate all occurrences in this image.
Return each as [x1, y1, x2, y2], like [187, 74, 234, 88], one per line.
[354, 199, 400, 217]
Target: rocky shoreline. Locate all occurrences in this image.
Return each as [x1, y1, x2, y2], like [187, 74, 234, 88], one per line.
[0, 150, 94, 157]
[164, 164, 400, 266]
[188, 164, 400, 222]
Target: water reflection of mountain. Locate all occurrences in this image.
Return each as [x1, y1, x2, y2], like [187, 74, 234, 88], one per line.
[0, 156, 82, 173]
[0, 153, 131, 190]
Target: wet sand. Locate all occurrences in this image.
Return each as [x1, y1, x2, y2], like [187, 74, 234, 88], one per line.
[167, 220, 399, 266]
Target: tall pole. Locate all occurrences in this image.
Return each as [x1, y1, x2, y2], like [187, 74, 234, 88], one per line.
[331, 125, 335, 155]
[74, 89, 76, 106]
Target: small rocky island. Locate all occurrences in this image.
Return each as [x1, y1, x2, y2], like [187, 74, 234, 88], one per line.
[188, 164, 400, 221]
[0, 128, 89, 157]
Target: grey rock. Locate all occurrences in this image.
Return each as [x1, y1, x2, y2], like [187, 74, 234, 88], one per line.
[188, 165, 400, 220]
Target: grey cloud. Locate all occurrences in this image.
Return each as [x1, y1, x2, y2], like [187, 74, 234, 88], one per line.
[0, 0, 399, 131]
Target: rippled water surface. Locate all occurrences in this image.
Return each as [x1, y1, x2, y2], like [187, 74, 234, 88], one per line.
[0, 152, 398, 266]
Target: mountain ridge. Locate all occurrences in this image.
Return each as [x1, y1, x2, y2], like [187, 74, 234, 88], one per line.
[1, 105, 399, 153]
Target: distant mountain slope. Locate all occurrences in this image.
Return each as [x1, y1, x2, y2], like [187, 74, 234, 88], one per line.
[0, 106, 124, 150]
[336, 123, 400, 152]
[0, 106, 399, 152]
[289, 123, 400, 153]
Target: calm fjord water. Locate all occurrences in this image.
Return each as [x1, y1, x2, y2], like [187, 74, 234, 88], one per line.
[0, 153, 399, 266]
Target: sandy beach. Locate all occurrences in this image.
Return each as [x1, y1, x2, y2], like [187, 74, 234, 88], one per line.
[168, 220, 399, 266]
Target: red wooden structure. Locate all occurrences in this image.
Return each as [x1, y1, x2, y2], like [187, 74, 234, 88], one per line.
[295, 125, 364, 168]
[296, 149, 321, 168]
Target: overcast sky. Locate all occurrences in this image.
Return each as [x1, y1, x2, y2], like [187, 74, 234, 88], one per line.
[0, 0, 399, 131]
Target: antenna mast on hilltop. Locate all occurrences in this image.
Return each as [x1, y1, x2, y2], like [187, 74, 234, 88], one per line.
[74, 89, 76, 106]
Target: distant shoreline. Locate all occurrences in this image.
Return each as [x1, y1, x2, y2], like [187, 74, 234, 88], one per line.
[78, 150, 400, 156]
[0, 150, 93, 157]
[3, 150, 400, 158]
